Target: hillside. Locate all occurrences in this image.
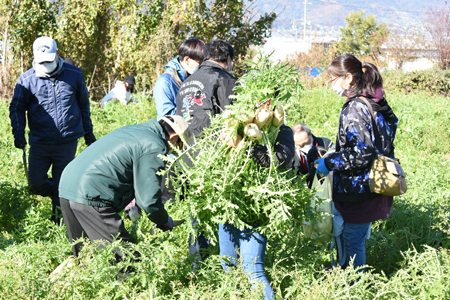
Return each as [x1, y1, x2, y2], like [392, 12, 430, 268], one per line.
[255, 0, 428, 28]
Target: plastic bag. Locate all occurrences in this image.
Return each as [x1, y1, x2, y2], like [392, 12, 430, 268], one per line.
[303, 174, 333, 243]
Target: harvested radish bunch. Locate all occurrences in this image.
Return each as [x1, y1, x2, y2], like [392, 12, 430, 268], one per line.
[160, 54, 318, 244]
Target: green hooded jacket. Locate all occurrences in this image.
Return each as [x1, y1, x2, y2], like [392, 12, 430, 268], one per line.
[59, 119, 169, 225]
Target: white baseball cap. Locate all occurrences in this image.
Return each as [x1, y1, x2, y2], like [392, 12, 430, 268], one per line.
[33, 36, 57, 63]
[161, 115, 193, 143]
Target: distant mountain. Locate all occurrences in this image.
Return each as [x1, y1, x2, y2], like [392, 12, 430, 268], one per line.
[254, 0, 428, 28]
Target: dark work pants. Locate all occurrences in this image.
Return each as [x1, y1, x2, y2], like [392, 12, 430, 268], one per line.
[28, 141, 77, 218]
[60, 198, 137, 261]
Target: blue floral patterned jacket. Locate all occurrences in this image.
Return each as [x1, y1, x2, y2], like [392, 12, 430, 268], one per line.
[325, 96, 398, 202]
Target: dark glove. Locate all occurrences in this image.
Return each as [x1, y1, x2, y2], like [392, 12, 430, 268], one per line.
[14, 136, 27, 149]
[84, 133, 96, 146]
[251, 144, 270, 168]
[157, 216, 174, 232]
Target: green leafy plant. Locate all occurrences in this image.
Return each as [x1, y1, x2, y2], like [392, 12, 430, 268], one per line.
[1, 87, 450, 299]
[384, 69, 450, 97]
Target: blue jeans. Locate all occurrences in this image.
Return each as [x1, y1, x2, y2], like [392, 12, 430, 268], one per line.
[342, 222, 371, 272]
[219, 223, 274, 300]
[28, 141, 78, 218]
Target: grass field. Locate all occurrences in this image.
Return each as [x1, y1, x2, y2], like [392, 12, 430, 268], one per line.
[0, 87, 449, 299]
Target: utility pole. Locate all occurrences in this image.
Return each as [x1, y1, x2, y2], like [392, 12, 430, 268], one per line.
[292, 19, 298, 42]
[303, 0, 307, 53]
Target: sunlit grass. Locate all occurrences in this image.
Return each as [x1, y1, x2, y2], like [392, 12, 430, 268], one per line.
[0, 89, 449, 299]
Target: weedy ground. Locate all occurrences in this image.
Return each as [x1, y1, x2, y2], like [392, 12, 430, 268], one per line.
[0, 88, 449, 299]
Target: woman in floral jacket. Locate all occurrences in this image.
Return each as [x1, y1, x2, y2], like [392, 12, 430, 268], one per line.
[315, 53, 398, 272]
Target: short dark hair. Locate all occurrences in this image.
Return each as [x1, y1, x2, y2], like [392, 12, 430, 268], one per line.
[203, 40, 235, 63]
[178, 38, 206, 64]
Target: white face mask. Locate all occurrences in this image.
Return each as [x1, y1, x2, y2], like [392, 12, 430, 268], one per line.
[299, 142, 313, 155]
[35, 60, 58, 74]
[332, 81, 347, 97]
[187, 66, 198, 75]
[332, 77, 350, 97]
[186, 58, 199, 75]
[125, 91, 132, 101]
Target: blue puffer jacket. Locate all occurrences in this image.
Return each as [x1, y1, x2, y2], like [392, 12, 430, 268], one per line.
[153, 57, 188, 120]
[9, 62, 95, 145]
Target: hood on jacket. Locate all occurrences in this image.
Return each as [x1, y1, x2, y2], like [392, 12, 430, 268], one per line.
[165, 57, 187, 83]
[361, 86, 384, 103]
[200, 60, 231, 74]
[359, 87, 396, 124]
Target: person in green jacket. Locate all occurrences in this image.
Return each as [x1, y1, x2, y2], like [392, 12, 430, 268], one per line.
[59, 115, 192, 260]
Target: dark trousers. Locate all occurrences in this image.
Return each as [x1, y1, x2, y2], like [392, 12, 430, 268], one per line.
[28, 141, 77, 218]
[60, 198, 137, 261]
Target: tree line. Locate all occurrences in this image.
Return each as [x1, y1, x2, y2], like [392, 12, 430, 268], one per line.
[0, 0, 276, 100]
[2, 1, 448, 101]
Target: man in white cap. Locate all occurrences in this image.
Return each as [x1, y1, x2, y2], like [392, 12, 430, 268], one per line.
[58, 115, 192, 261]
[9, 36, 96, 223]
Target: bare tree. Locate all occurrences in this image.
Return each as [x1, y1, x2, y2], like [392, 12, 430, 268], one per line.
[425, 1, 450, 70]
[0, 0, 19, 95]
[385, 26, 429, 70]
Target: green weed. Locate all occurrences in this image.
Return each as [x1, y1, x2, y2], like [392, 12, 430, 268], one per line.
[0, 89, 449, 299]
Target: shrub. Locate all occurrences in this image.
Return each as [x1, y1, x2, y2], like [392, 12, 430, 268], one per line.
[290, 69, 450, 98]
[383, 69, 450, 97]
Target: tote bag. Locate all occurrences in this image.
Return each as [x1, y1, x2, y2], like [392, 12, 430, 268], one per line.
[303, 175, 333, 243]
[358, 97, 407, 196]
